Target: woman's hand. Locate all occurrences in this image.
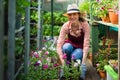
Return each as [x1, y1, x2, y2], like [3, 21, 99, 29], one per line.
[80, 63, 87, 79]
[57, 56, 65, 66]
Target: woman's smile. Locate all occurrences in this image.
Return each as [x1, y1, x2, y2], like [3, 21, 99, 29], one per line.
[68, 13, 79, 22]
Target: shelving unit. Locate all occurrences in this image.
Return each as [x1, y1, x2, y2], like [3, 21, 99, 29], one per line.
[89, 1, 119, 79]
[89, 20, 119, 80]
[89, 20, 118, 50]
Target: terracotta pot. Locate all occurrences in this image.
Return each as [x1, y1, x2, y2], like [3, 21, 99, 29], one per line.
[108, 10, 118, 24]
[98, 70, 106, 79]
[101, 16, 110, 23]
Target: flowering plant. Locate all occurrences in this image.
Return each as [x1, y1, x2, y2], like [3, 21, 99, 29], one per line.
[25, 48, 60, 80]
[91, 0, 118, 18]
[21, 38, 81, 80]
[60, 54, 81, 80]
[91, 0, 110, 18]
[23, 49, 81, 80]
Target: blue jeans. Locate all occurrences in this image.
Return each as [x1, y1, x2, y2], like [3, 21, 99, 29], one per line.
[62, 43, 86, 79]
[62, 43, 83, 61]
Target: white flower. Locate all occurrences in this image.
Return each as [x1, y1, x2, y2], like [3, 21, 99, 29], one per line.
[37, 60, 42, 66]
[46, 57, 51, 65]
[42, 47, 46, 50]
[38, 50, 42, 57]
[33, 52, 37, 55]
[76, 59, 81, 65]
[38, 50, 42, 54]
[74, 62, 79, 67]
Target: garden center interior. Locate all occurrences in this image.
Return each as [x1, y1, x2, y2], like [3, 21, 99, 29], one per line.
[0, 0, 120, 80]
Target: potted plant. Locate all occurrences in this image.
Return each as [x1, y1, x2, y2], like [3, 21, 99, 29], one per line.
[91, 0, 118, 23]
[91, 0, 111, 22]
[107, 0, 118, 24]
[96, 60, 108, 79]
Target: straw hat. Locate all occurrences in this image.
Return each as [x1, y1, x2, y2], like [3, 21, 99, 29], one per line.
[63, 4, 80, 17]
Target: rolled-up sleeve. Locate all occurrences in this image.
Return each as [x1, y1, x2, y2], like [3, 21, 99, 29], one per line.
[82, 21, 90, 54]
[57, 22, 69, 58]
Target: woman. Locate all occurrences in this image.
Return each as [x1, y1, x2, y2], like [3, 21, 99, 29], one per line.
[57, 4, 90, 79]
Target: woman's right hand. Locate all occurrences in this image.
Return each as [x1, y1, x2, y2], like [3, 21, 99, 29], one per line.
[57, 56, 65, 66]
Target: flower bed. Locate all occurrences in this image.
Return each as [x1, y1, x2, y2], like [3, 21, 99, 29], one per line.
[24, 47, 82, 80]
[27, 48, 60, 80]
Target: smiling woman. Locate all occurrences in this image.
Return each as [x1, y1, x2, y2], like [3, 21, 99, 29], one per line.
[57, 3, 90, 80]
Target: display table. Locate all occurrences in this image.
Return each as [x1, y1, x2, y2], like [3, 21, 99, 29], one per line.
[104, 65, 118, 80]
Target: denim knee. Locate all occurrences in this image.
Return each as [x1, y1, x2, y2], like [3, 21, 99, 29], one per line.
[62, 43, 73, 55]
[71, 48, 83, 61]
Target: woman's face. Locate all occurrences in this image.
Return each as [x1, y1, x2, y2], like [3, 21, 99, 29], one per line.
[67, 12, 79, 23]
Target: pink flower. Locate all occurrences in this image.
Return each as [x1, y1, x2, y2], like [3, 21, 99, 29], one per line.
[34, 61, 40, 66]
[35, 54, 39, 58]
[96, 63, 100, 67]
[71, 55, 75, 60]
[44, 51, 49, 55]
[100, 7, 105, 10]
[31, 51, 36, 56]
[62, 54, 67, 59]
[43, 64, 49, 69]
[96, 0, 99, 2]
[66, 61, 71, 65]
[54, 63, 59, 67]
[96, 0, 101, 3]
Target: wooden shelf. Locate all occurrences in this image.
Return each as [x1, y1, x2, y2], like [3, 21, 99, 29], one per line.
[94, 21, 118, 28]
[86, 18, 118, 31]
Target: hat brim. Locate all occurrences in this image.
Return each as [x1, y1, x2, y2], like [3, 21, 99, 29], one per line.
[63, 11, 80, 17]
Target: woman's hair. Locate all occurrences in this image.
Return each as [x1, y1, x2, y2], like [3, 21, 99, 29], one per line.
[79, 13, 86, 22]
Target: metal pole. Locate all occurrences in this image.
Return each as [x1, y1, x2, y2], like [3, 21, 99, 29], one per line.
[24, 0, 30, 74]
[89, 0, 99, 65]
[0, 0, 4, 80]
[8, 0, 16, 80]
[118, 0, 120, 79]
[37, 0, 43, 50]
[51, 0, 54, 38]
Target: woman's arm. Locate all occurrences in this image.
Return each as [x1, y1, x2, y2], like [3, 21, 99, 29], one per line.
[57, 22, 69, 65]
[82, 21, 90, 64]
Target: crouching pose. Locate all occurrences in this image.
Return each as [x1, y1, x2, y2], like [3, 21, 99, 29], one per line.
[57, 3, 90, 79]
